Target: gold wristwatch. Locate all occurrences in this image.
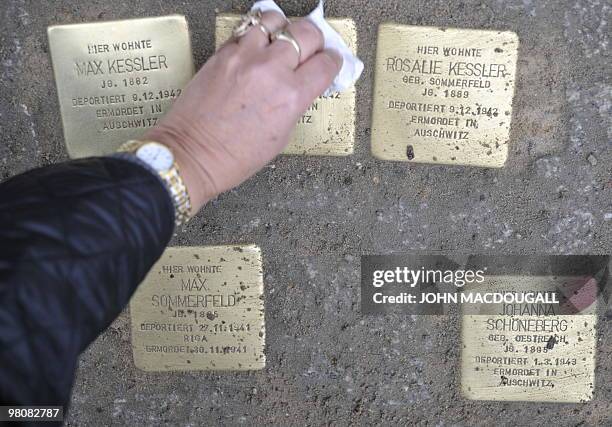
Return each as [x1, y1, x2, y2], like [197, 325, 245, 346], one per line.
[117, 140, 192, 227]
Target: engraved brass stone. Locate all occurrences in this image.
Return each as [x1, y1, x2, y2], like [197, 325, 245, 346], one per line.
[48, 16, 195, 158]
[372, 24, 519, 167]
[216, 14, 356, 156]
[130, 245, 265, 371]
[461, 275, 597, 402]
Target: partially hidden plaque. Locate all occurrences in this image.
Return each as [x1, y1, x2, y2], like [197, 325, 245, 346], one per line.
[130, 245, 265, 371]
[48, 15, 195, 158]
[372, 24, 519, 167]
[461, 275, 597, 402]
[216, 14, 357, 156]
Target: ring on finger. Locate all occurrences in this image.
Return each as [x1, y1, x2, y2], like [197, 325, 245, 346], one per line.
[232, 10, 263, 39]
[257, 23, 272, 39]
[271, 29, 302, 59]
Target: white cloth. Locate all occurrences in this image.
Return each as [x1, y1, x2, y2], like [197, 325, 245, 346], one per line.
[251, 0, 364, 97]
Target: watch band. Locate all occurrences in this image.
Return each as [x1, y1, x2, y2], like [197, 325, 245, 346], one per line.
[116, 140, 192, 227]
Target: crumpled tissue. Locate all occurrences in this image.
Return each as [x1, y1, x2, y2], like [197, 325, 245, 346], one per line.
[251, 0, 364, 96]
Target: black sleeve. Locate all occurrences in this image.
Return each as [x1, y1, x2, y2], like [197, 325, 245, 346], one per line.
[0, 157, 175, 415]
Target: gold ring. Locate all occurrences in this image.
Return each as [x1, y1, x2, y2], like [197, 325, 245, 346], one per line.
[271, 29, 301, 60]
[232, 10, 263, 39]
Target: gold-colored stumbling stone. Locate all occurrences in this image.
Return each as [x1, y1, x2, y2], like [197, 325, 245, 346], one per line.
[48, 16, 195, 158]
[216, 14, 357, 156]
[372, 24, 519, 167]
[130, 245, 265, 371]
[461, 275, 597, 402]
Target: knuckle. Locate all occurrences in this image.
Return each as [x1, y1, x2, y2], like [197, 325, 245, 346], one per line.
[295, 75, 308, 93]
[299, 20, 323, 44]
[217, 42, 238, 59]
[276, 80, 301, 109]
[217, 50, 243, 74]
[244, 59, 271, 82]
[319, 53, 339, 75]
[286, 85, 302, 109]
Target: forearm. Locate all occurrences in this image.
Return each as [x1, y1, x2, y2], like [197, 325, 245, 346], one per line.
[0, 4, 345, 414]
[0, 157, 174, 408]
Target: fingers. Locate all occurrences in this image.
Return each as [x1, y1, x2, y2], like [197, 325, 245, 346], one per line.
[267, 19, 324, 69]
[294, 49, 343, 110]
[238, 11, 287, 50]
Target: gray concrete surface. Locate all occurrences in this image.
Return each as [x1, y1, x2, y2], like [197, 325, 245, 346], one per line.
[1, 0, 610, 425]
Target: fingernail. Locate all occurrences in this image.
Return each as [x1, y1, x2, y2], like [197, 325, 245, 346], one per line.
[326, 49, 343, 69]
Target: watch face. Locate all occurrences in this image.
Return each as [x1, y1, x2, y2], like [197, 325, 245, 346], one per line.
[136, 142, 174, 172]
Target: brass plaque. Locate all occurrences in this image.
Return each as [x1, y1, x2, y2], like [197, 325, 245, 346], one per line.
[216, 14, 356, 156]
[372, 24, 519, 167]
[48, 15, 195, 158]
[130, 245, 265, 371]
[461, 276, 597, 402]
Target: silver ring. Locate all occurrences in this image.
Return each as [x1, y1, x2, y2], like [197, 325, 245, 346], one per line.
[232, 10, 263, 39]
[271, 29, 301, 60]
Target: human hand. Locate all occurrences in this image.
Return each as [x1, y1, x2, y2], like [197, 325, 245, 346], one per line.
[144, 11, 343, 213]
